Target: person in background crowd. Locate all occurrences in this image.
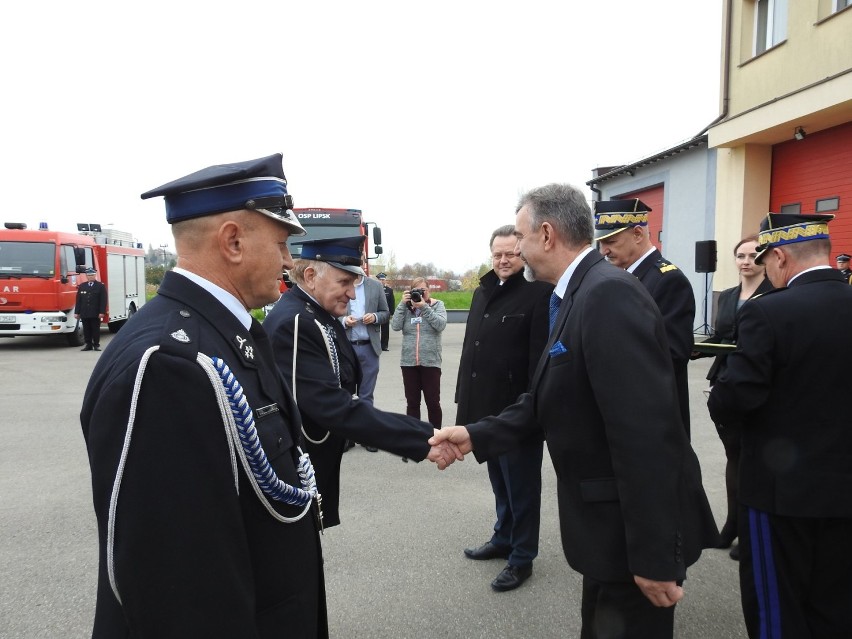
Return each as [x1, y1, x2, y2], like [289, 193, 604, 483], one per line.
[456, 224, 552, 592]
[264, 238, 456, 528]
[708, 213, 852, 638]
[694, 235, 773, 561]
[836, 253, 852, 282]
[595, 198, 696, 437]
[377, 272, 395, 351]
[75, 267, 107, 351]
[81, 154, 327, 638]
[432, 183, 717, 638]
[391, 277, 446, 428]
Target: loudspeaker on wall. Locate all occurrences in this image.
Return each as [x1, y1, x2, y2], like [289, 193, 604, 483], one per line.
[695, 240, 717, 273]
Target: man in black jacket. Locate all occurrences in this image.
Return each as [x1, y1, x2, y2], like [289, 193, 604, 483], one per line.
[709, 213, 852, 638]
[595, 198, 695, 437]
[74, 267, 107, 351]
[81, 154, 329, 638]
[455, 224, 552, 592]
[377, 272, 395, 351]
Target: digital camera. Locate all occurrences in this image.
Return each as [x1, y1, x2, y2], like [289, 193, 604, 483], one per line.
[409, 288, 426, 302]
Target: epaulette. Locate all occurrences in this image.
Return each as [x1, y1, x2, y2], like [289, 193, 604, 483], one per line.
[655, 258, 680, 274]
[157, 307, 201, 360]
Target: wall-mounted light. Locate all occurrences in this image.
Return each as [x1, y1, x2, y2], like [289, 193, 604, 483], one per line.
[794, 127, 807, 141]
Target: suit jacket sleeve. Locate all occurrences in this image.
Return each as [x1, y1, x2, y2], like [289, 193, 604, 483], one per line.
[655, 271, 695, 363]
[372, 279, 390, 324]
[98, 282, 108, 314]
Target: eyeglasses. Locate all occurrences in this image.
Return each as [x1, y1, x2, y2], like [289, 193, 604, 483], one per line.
[492, 252, 519, 261]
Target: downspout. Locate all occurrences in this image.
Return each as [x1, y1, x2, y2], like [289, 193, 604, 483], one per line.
[695, 0, 733, 137]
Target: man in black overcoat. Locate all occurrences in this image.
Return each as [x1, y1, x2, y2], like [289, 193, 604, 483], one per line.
[264, 236, 456, 527]
[80, 154, 328, 638]
[455, 224, 552, 592]
[708, 213, 852, 638]
[75, 267, 107, 351]
[595, 198, 695, 437]
[377, 272, 395, 351]
[432, 183, 717, 638]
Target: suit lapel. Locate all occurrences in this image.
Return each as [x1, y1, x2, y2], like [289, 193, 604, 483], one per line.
[530, 251, 604, 388]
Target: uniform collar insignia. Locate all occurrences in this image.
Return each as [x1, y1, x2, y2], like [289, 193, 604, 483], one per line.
[235, 334, 254, 360]
[170, 329, 191, 343]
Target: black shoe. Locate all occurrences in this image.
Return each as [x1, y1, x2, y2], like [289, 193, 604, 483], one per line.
[463, 542, 511, 561]
[729, 543, 740, 561]
[93, 345, 101, 351]
[81, 345, 93, 351]
[382, 348, 390, 351]
[401, 457, 409, 463]
[364, 445, 378, 452]
[491, 563, 533, 592]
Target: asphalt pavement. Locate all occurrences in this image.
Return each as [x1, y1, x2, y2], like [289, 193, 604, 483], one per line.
[0, 323, 747, 638]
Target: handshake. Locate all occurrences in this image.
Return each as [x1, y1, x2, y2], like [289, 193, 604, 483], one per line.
[425, 427, 473, 470]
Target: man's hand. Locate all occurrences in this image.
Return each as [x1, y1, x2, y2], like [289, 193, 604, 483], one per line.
[633, 576, 683, 608]
[344, 315, 358, 328]
[428, 426, 473, 470]
[362, 313, 376, 325]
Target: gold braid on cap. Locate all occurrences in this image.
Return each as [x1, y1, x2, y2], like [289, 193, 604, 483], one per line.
[596, 212, 649, 226]
[758, 222, 830, 248]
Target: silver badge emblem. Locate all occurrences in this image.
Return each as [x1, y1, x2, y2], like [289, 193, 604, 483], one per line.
[170, 329, 190, 343]
[244, 346, 254, 360]
[236, 335, 247, 349]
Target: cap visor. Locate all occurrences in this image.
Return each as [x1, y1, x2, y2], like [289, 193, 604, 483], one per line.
[329, 262, 365, 276]
[594, 226, 629, 241]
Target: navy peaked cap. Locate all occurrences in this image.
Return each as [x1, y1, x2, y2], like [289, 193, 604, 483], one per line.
[292, 235, 366, 276]
[837, 254, 850, 262]
[593, 198, 651, 240]
[754, 212, 834, 264]
[140, 153, 306, 235]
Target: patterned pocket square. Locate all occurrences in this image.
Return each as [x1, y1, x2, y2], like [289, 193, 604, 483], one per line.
[549, 341, 567, 357]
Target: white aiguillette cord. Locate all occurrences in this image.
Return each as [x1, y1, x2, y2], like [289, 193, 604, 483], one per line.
[293, 313, 342, 445]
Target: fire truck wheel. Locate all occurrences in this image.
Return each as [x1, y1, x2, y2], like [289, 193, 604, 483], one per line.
[66, 323, 85, 346]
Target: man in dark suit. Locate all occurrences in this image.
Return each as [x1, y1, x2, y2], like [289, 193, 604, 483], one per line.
[74, 267, 107, 351]
[264, 236, 456, 528]
[708, 213, 852, 638]
[456, 224, 552, 592]
[432, 183, 717, 637]
[595, 199, 696, 437]
[81, 154, 328, 637]
[377, 272, 395, 351]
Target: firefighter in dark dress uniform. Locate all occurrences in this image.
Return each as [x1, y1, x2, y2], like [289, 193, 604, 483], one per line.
[74, 267, 107, 351]
[836, 253, 852, 283]
[80, 154, 329, 638]
[595, 198, 695, 437]
[709, 213, 852, 638]
[264, 237, 453, 528]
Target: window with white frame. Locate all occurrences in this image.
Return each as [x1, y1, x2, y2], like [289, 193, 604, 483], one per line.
[754, 0, 788, 55]
[836, 0, 850, 11]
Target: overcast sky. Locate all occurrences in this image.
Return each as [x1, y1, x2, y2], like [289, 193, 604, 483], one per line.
[1, 1, 723, 274]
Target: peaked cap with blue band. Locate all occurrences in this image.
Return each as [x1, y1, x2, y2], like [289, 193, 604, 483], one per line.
[140, 153, 306, 236]
[593, 198, 651, 241]
[292, 235, 366, 276]
[754, 212, 834, 265]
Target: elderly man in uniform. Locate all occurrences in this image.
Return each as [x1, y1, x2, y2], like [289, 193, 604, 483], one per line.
[595, 199, 695, 437]
[264, 236, 455, 528]
[75, 267, 107, 351]
[709, 213, 852, 638]
[456, 224, 552, 592]
[80, 154, 328, 637]
[432, 183, 717, 638]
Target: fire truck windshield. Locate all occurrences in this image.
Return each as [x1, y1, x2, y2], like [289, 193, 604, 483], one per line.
[0, 241, 55, 277]
[288, 226, 363, 260]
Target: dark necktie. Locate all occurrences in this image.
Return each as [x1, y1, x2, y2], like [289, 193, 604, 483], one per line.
[549, 292, 561, 334]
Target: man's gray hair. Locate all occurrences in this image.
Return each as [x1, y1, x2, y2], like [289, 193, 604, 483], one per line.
[288, 259, 331, 285]
[490, 224, 516, 249]
[516, 183, 593, 248]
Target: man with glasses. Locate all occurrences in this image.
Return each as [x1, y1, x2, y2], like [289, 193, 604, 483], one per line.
[455, 224, 552, 591]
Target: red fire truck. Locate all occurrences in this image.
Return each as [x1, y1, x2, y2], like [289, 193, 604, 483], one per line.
[0, 222, 146, 345]
[290, 208, 382, 273]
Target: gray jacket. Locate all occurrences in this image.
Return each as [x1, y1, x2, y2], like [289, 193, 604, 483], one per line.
[391, 299, 447, 367]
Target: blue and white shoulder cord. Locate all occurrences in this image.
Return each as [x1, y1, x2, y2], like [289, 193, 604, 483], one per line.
[106, 346, 320, 605]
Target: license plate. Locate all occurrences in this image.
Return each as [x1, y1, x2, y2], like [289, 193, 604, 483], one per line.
[0, 315, 15, 323]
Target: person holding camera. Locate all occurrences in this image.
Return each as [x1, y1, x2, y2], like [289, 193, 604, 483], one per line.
[391, 277, 447, 428]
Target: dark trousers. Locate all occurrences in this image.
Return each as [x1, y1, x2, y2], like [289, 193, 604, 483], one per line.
[715, 422, 741, 541]
[580, 576, 675, 639]
[380, 323, 389, 350]
[740, 506, 852, 638]
[487, 438, 543, 567]
[400, 366, 442, 428]
[82, 317, 101, 346]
